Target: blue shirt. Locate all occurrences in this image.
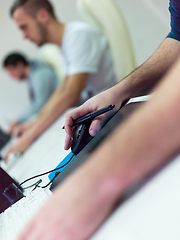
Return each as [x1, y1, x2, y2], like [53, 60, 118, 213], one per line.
[167, 0, 180, 41]
[18, 60, 59, 122]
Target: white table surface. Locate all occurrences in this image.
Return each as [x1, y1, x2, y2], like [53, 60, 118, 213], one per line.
[3, 111, 70, 190]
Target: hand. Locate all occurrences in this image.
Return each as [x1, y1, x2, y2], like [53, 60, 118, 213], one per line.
[8, 121, 19, 134]
[3, 134, 34, 162]
[12, 120, 35, 138]
[16, 155, 116, 240]
[64, 87, 122, 150]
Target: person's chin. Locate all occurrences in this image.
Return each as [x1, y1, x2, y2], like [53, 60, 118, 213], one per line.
[19, 77, 26, 81]
[29, 39, 40, 46]
[30, 39, 46, 47]
[38, 42, 46, 47]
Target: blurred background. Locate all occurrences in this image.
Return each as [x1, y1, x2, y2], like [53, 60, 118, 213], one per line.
[0, 0, 170, 129]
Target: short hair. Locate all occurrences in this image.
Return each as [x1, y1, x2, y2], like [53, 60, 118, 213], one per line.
[10, 0, 56, 19]
[3, 53, 29, 68]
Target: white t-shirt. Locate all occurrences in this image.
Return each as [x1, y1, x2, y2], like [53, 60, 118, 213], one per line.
[61, 21, 117, 103]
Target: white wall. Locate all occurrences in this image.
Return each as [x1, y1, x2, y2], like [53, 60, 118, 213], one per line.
[115, 0, 170, 65]
[0, 0, 170, 129]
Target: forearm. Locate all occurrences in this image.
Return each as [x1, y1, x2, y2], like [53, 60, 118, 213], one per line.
[114, 38, 180, 103]
[68, 57, 180, 206]
[25, 86, 79, 142]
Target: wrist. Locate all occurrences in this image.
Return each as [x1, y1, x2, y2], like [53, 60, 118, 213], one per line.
[25, 118, 48, 142]
[116, 79, 132, 103]
[107, 83, 130, 111]
[24, 127, 38, 144]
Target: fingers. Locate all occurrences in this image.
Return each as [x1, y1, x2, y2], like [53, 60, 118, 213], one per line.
[65, 106, 92, 133]
[3, 146, 21, 162]
[89, 116, 104, 136]
[64, 131, 72, 150]
[12, 127, 22, 138]
[2, 136, 29, 161]
[12, 124, 26, 137]
[64, 115, 75, 138]
[3, 148, 11, 162]
[89, 111, 111, 136]
[8, 123, 18, 135]
[63, 93, 117, 150]
[64, 105, 93, 150]
[63, 112, 78, 150]
[12, 121, 34, 138]
[3, 146, 16, 162]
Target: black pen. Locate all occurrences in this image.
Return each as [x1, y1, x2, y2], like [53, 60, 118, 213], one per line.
[62, 105, 115, 129]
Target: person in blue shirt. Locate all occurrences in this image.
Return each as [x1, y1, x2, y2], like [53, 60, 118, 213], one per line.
[167, 0, 180, 41]
[3, 52, 59, 135]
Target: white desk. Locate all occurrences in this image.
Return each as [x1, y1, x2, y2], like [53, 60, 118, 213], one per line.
[2, 102, 180, 240]
[5, 111, 70, 189]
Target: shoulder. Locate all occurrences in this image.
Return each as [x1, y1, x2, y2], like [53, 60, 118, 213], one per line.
[66, 21, 99, 33]
[30, 60, 56, 82]
[30, 60, 54, 73]
[169, 0, 180, 14]
[64, 21, 103, 43]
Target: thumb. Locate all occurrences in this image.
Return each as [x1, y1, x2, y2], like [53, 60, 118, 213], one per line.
[64, 133, 72, 151]
[89, 116, 105, 137]
[12, 125, 24, 137]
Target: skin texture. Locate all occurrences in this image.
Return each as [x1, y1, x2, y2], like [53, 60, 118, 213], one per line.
[17, 57, 180, 240]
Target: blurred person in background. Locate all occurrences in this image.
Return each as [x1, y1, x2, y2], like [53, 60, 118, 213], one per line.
[3, 52, 59, 136]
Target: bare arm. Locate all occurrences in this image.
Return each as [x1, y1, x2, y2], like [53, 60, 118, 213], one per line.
[116, 38, 180, 98]
[17, 57, 180, 240]
[29, 73, 89, 138]
[64, 38, 180, 149]
[3, 73, 89, 160]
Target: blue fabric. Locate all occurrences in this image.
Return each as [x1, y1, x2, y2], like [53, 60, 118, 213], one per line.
[18, 60, 59, 122]
[167, 0, 180, 41]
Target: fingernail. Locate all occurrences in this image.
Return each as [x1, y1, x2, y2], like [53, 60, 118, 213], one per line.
[90, 129, 97, 137]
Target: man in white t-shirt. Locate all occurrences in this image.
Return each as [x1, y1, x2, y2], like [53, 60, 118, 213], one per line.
[61, 21, 116, 103]
[4, 0, 116, 157]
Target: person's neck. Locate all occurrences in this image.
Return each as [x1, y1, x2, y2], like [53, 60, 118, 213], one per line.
[47, 20, 65, 47]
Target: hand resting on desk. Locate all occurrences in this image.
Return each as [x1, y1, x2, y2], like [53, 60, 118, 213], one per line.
[64, 88, 123, 151]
